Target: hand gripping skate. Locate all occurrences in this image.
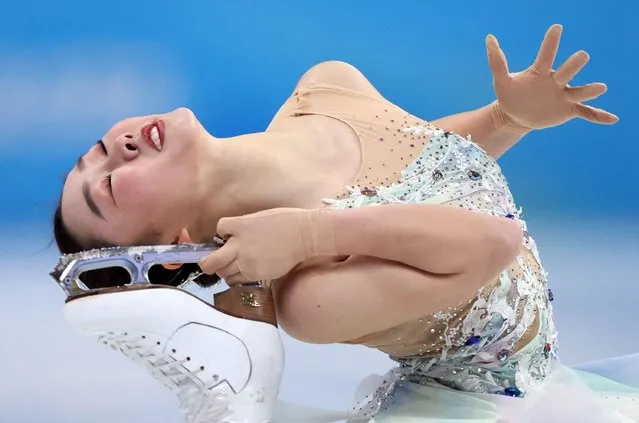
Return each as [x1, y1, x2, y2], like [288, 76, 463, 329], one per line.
[50, 242, 285, 423]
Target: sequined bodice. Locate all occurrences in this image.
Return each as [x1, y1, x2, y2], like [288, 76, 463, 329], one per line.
[293, 85, 558, 400]
[324, 129, 557, 400]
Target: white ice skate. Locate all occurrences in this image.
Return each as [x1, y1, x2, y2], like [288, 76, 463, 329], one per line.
[50, 243, 285, 423]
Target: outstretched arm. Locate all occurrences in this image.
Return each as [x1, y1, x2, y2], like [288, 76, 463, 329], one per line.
[432, 101, 529, 159]
[433, 24, 617, 160]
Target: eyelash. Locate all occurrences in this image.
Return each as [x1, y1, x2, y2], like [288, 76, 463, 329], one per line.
[103, 175, 112, 193]
[97, 141, 112, 194]
[97, 140, 107, 154]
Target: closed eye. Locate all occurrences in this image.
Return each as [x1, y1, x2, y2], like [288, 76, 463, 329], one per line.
[104, 174, 112, 193]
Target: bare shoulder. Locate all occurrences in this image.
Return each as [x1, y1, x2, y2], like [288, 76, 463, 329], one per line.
[267, 61, 387, 131]
[294, 60, 385, 100]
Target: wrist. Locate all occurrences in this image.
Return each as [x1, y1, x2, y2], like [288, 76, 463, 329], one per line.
[299, 208, 336, 258]
[490, 101, 532, 135]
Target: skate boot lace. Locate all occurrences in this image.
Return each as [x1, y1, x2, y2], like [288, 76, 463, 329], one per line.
[98, 331, 233, 423]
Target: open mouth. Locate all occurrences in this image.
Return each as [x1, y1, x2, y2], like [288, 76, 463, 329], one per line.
[141, 120, 165, 151]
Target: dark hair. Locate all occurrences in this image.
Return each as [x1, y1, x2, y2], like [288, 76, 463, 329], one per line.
[53, 200, 220, 289]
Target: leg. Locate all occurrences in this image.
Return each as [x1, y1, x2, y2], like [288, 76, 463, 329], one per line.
[267, 60, 385, 132]
[273, 255, 482, 345]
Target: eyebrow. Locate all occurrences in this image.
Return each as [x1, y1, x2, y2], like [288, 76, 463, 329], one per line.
[82, 180, 104, 220]
[75, 140, 103, 172]
[76, 155, 85, 171]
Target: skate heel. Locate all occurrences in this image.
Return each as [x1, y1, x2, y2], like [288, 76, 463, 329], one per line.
[214, 284, 277, 327]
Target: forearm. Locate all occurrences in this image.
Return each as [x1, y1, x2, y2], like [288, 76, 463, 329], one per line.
[431, 101, 531, 159]
[324, 203, 523, 277]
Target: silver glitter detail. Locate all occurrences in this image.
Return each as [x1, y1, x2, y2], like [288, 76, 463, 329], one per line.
[323, 129, 558, 416]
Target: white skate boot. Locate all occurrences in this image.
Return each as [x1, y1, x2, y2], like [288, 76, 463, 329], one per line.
[64, 284, 283, 423]
[50, 243, 285, 423]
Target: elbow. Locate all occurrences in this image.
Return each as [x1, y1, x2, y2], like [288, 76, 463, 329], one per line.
[486, 218, 523, 275]
[496, 218, 524, 264]
[468, 218, 523, 286]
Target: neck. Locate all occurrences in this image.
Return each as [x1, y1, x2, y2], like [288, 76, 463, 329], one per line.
[188, 131, 331, 242]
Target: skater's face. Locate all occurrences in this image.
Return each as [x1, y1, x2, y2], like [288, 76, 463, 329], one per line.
[60, 107, 206, 247]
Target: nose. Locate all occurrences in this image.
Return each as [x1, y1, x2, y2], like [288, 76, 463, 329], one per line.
[115, 133, 140, 161]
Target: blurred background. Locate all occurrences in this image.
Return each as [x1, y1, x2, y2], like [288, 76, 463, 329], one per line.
[0, 1, 637, 422]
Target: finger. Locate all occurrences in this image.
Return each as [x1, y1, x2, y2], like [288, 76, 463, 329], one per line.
[224, 273, 250, 285]
[216, 216, 239, 238]
[486, 34, 510, 81]
[565, 82, 607, 103]
[198, 242, 238, 274]
[533, 24, 563, 73]
[217, 260, 243, 280]
[574, 104, 619, 124]
[554, 50, 590, 86]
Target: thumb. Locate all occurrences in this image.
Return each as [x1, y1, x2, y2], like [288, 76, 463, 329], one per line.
[486, 34, 510, 81]
[199, 241, 238, 275]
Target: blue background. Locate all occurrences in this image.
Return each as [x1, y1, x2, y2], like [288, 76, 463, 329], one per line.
[0, 1, 636, 422]
[1, 0, 637, 225]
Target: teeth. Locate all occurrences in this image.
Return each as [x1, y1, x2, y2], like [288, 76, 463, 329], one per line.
[150, 126, 162, 151]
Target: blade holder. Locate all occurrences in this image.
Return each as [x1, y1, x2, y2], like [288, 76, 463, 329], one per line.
[50, 241, 223, 298]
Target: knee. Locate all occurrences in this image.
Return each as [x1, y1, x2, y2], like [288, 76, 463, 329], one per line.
[294, 61, 382, 99]
[296, 60, 360, 87]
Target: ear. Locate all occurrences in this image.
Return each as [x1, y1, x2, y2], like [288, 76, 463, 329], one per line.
[162, 228, 193, 270]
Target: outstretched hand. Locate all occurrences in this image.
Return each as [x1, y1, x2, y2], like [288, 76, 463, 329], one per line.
[487, 24, 618, 130]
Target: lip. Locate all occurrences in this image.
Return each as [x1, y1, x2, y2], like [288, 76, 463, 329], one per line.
[140, 120, 165, 151]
